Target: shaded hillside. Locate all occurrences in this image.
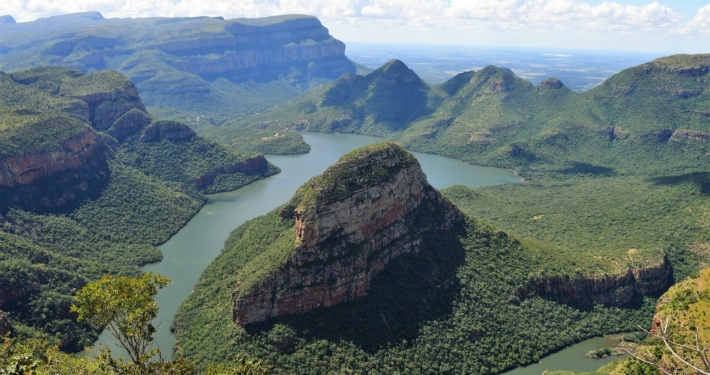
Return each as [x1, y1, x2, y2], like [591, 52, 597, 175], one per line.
[175, 144, 667, 374]
[0, 12, 357, 128]
[0, 66, 278, 351]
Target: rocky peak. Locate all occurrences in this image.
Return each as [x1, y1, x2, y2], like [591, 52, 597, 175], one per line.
[233, 143, 464, 325]
[538, 77, 565, 90]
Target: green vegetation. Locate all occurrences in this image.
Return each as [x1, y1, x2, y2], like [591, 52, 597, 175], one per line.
[0, 161, 205, 351]
[0, 65, 281, 353]
[284, 142, 416, 212]
[232, 54, 710, 176]
[0, 12, 356, 132]
[117, 137, 280, 194]
[0, 272, 271, 375]
[443, 173, 710, 280]
[197, 127, 311, 155]
[72, 272, 172, 372]
[175, 206, 657, 374]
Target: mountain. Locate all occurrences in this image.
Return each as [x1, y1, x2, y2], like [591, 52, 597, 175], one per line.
[232, 54, 710, 177]
[0, 12, 356, 130]
[174, 143, 669, 374]
[0, 66, 278, 351]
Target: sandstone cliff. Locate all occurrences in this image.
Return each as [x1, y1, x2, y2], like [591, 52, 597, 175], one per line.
[0, 67, 154, 211]
[529, 257, 670, 306]
[0, 13, 356, 121]
[0, 129, 107, 188]
[232, 142, 464, 326]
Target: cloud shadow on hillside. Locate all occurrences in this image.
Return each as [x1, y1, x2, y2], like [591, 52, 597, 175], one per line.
[651, 172, 710, 196]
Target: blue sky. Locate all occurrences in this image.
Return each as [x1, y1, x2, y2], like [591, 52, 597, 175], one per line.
[1, 0, 709, 53]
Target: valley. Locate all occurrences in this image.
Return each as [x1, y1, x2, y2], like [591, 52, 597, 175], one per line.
[0, 9, 709, 375]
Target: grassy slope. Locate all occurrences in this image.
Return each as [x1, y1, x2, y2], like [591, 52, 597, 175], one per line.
[116, 135, 281, 194]
[561, 268, 710, 375]
[1, 65, 282, 193]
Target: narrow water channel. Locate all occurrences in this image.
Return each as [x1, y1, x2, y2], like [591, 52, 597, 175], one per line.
[98, 133, 523, 361]
[502, 335, 629, 375]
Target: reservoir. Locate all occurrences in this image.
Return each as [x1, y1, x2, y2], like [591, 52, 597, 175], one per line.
[99, 133, 523, 361]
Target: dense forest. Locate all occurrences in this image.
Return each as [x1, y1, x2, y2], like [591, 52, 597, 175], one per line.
[0, 66, 278, 351]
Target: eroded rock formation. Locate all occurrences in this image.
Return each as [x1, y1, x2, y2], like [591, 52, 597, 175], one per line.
[0, 129, 107, 188]
[529, 258, 671, 306]
[232, 143, 464, 326]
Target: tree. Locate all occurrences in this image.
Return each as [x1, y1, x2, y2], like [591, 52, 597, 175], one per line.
[628, 318, 710, 375]
[71, 272, 171, 374]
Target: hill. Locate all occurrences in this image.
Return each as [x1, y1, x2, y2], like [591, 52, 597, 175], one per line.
[232, 54, 710, 177]
[174, 143, 668, 374]
[0, 66, 278, 351]
[0, 12, 357, 133]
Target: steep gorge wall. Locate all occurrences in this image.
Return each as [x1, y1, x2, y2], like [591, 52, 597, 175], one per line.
[232, 143, 464, 326]
[529, 258, 671, 306]
[166, 17, 352, 79]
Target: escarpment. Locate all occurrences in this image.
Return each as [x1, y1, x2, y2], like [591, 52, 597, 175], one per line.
[529, 257, 671, 306]
[232, 143, 464, 326]
[0, 129, 107, 188]
[0, 67, 156, 211]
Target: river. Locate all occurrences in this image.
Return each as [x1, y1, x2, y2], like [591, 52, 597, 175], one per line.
[98, 132, 618, 374]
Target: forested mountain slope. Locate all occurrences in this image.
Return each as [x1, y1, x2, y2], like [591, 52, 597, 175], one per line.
[0, 66, 277, 351]
[233, 54, 710, 178]
[175, 143, 671, 374]
[0, 12, 357, 129]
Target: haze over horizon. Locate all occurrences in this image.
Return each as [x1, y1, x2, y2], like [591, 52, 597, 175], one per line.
[1, 0, 709, 54]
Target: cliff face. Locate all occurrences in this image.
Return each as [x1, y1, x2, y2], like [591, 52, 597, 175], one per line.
[75, 85, 147, 131]
[232, 143, 464, 326]
[0, 67, 152, 212]
[529, 258, 671, 306]
[166, 17, 352, 80]
[0, 129, 106, 188]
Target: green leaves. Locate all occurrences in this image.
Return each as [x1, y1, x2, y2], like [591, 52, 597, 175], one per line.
[72, 272, 171, 368]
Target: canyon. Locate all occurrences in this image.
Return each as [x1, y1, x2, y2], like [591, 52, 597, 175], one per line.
[0, 13, 357, 123]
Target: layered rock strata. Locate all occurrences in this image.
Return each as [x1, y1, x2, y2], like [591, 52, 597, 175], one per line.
[232, 143, 464, 326]
[0, 129, 107, 188]
[530, 257, 671, 306]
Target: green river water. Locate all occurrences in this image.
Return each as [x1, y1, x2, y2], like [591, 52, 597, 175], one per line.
[98, 133, 624, 374]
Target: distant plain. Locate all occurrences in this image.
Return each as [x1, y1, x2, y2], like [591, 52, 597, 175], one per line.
[346, 43, 663, 91]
